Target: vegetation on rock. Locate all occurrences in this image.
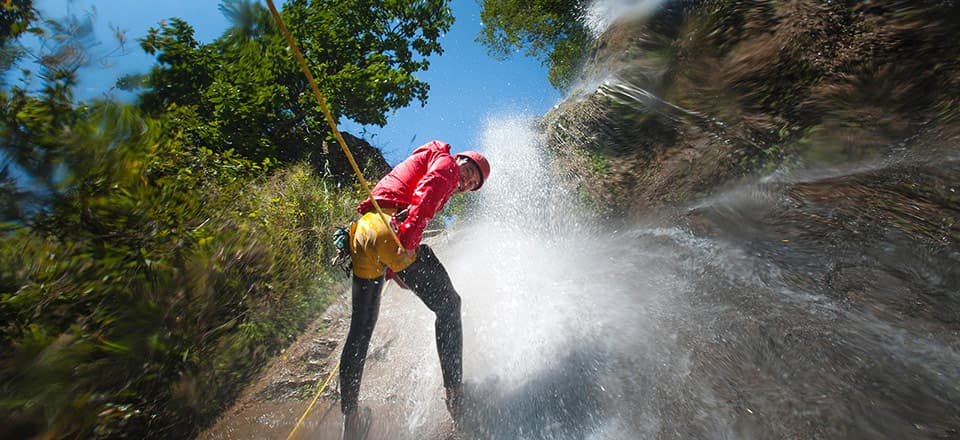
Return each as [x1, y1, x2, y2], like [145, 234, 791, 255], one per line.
[477, 0, 591, 90]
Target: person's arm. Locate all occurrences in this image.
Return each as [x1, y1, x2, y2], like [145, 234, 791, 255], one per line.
[394, 154, 458, 249]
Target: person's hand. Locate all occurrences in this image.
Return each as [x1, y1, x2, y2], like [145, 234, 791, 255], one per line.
[389, 210, 409, 245]
[389, 208, 409, 233]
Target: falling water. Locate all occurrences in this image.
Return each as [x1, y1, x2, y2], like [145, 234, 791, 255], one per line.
[420, 104, 960, 439]
[584, 0, 668, 38]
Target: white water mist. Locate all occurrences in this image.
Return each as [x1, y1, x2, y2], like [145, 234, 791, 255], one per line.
[440, 115, 703, 438]
[584, 0, 667, 37]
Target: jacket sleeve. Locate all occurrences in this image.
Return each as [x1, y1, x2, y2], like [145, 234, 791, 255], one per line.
[394, 153, 458, 249]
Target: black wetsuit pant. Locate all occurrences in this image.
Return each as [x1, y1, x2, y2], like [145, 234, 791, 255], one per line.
[339, 244, 463, 413]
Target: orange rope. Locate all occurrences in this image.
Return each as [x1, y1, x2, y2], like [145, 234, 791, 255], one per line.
[265, 0, 401, 248]
[263, 1, 404, 438]
[285, 357, 341, 440]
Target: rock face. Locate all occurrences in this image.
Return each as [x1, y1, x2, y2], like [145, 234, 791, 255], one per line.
[543, 0, 960, 224]
[537, 2, 960, 437]
[542, 1, 960, 295]
[312, 131, 392, 184]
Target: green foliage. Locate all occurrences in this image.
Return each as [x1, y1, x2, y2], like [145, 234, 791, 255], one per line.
[1, 0, 35, 86]
[137, 18, 215, 119]
[0, 2, 402, 436]
[0, 72, 79, 203]
[1, 0, 35, 46]
[0, 119, 363, 437]
[287, 0, 453, 125]
[129, 0, 454, 165]
[3, 0, 133, 95]
[477, 0, 590, 90]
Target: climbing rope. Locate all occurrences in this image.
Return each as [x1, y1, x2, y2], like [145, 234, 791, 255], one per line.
[285, 358, 341, 440]
[263, 0, 402, 438]
[264, 0, 401, 248]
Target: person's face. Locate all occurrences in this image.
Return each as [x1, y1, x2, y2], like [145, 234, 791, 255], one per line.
[456, 157, 482, 193]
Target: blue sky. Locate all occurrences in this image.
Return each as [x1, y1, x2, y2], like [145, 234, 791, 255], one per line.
[33, 0, 562, 165]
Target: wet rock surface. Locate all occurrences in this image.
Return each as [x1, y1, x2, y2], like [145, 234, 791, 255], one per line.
[538, 1, 960, 438]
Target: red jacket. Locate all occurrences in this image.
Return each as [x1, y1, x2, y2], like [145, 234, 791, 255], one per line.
[357, 140, 459, 250]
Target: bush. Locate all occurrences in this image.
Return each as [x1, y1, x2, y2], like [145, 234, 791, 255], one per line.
[0, 103, 364, 438]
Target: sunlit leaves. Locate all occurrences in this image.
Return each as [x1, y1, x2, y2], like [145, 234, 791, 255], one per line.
[477, 0, 590, 90]
[0, 0, 35, 46]
[133, 0, 452, 165]
[218, 0, 274, 44]
[288, 0, 453, 125]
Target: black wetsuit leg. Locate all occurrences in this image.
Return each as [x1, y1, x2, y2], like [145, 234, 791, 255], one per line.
[396, 244, 463, 388]
[339, 275, 384, 413]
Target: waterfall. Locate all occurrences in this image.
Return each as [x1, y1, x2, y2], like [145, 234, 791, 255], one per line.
[434, 111, 960, 439]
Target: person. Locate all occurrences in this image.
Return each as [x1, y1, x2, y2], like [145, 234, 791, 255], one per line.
[339, 140, 490, 439]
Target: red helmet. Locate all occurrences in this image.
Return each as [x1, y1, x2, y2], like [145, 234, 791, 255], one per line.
[454, 151, 490, 190]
